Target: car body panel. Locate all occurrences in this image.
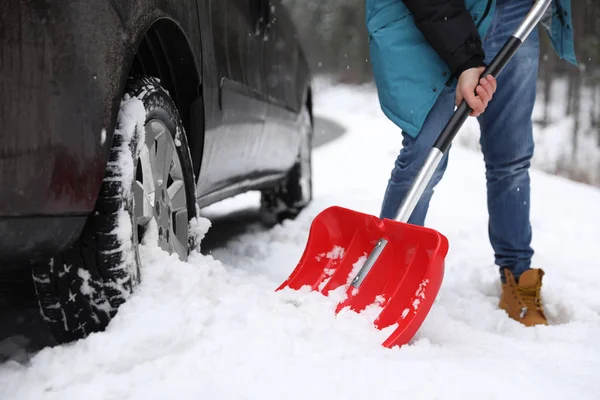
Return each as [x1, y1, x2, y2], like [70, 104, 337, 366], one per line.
[0, 0, 126, 217]
[262, 1, 308, 174]
[195, 0, 310, 199]
[194, 0, 269, 195]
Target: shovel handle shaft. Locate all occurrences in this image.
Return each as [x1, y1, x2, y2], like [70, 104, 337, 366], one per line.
[350, 238, 389, 287]
[393, 148, 444, 223]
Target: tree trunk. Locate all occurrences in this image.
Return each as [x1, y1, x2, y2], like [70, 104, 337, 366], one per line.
[571, 68, 582, 160]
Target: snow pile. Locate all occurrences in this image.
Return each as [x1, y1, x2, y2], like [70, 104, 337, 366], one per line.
[1, 85, 600, 399]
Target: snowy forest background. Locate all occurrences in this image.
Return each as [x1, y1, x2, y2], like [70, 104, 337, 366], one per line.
[282, 0, 600, 187]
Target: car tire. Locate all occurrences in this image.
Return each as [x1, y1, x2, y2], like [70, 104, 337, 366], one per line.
[260, 104, 313, 225]
[31, 76, 197, 344]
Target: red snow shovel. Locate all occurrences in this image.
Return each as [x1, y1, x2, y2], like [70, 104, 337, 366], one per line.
[277, 0, 551, 348]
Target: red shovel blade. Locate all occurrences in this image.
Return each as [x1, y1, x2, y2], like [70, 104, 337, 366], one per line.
[277, 206, 449, 348]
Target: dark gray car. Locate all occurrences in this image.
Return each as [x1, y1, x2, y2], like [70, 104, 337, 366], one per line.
[0, 0, 313, 344]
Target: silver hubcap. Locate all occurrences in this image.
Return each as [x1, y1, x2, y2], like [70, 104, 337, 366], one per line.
[133, 119, 189, 261]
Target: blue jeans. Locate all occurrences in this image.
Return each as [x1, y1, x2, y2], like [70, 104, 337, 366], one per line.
[379, 0, 539, 282]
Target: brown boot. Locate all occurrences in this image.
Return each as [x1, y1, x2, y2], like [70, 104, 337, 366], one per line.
[499, 268, 548, 326]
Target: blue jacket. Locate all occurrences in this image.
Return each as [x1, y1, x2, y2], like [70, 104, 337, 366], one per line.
[366, 0, 577, 138]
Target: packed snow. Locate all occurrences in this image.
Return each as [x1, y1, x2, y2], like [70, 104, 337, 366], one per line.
[2, 84, 600, 399]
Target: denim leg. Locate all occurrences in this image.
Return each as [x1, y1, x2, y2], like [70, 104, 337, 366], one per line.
[477, 0, 540, 281]
[380, 85, 456, 225]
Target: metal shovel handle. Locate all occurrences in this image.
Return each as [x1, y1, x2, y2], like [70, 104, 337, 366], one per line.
[350, 0, 551, 289]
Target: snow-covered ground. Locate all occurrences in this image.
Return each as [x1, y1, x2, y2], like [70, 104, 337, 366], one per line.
[2, 85, 600, 399]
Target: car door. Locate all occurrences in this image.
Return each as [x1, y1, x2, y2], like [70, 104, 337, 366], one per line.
[260, 0, 304, 173]
[200, 0, 270, 191]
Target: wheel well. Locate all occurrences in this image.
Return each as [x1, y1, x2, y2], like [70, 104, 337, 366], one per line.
[129, 18, 203, 177]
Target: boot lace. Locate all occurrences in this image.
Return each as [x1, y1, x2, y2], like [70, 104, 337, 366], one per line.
[518, 286, 542, 318]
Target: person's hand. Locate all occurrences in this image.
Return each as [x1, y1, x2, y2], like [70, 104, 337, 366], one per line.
[455, 66, 497, 117]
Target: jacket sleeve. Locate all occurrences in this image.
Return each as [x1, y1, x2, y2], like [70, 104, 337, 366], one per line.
[403, 0, 486, 79]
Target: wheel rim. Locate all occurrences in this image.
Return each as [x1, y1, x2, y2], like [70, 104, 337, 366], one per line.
[133, 119, 189, 261]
